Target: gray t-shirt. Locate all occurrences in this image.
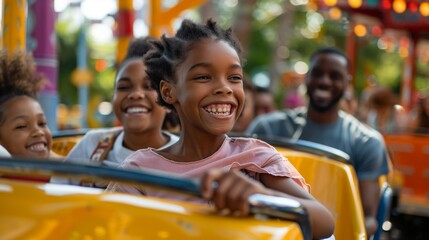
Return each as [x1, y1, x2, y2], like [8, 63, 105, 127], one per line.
[246, 108, 390, 180]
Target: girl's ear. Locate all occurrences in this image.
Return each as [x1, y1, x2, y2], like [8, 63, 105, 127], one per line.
[160, 80, 176, 104]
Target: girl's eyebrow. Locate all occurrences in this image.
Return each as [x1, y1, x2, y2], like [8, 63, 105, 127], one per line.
[13, 112, 45, 121]
[12, 115, 28, 121]
[230, 63, 243, 70]
[189, 62, 242, 71]
[189, 62, 210, 71]
[116, 77, 131, 82]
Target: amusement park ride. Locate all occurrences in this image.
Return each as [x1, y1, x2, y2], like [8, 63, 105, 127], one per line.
[0, 0, 428, 239]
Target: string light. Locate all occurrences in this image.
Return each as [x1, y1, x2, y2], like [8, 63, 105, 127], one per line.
[354, 24, 367, 37]
[420, 2, 429, 16]
[409, 1, 419, 12]
[348, 0, 362, 8]
[399, 47, 409, 58]
[329, 7, 342, 20]
[323, 0, 338, 7]
[392, 0, 406, 13]
[371, 25, 383, 37]
[382, 0, 391, 9]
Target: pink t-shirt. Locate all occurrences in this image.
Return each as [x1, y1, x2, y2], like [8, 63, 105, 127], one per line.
[107, 137, 309, 199]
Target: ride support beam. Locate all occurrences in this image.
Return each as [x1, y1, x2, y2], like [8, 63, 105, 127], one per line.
[346, 20, 357, 86]
[149, 0, 207, 37]
[1, 0, 27, 51]
[27, 0, 58, 132]
[400, 36, 417, 112]
[117, 0, 134, 64]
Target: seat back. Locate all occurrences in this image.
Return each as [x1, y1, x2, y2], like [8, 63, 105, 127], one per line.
[276, 147, 367, 240]
[384, 134, 429, 198]
[51, 130, 87, 156]
[383, 134, 429, 216]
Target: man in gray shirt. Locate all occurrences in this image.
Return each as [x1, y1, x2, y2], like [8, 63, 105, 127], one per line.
[247, 47, 390, 237]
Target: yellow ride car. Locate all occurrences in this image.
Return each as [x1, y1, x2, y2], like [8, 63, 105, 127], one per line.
[0, 131, 381, 240]
[0, 157, 310, 240]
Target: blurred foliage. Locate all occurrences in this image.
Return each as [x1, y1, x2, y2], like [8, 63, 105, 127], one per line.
[355, 39, 403, 95]
[56, 8, 116, 109]
[56, 18, 78, 106]
[415, 59, 429, 94]
[54, 0, 428, 117]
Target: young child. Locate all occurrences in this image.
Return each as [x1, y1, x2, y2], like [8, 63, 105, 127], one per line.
[51, 37, 179, 186]
[126, 37, 181, 133]
[0, 50, 53, 159]
[107, 19, 334, 238]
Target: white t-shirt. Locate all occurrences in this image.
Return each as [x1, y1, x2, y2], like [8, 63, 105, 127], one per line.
[51, 127, 178, 184]
[0, 145, 11, 157]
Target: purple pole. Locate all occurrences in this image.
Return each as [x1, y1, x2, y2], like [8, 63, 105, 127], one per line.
[27, 0, 58, 132]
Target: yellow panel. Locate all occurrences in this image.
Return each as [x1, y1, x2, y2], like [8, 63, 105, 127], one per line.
[276, 148, 367, 240]
[117, 37, 131, 65]
[51, 135, 84, 157]
[1, 0, 27, 51]
[0, 180, 303, 240]
[149, 0, 207, 37]
[118, 0, 133, 10]
[384, 134, 429, 216]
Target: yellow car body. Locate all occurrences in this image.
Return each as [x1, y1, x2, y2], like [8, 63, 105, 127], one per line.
[0, 179, 303, 240]
[0, 155, 309, 240]
[0, 132, 371, 240]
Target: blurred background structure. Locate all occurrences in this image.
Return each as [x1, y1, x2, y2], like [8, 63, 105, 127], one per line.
[1, 0, 429, 131]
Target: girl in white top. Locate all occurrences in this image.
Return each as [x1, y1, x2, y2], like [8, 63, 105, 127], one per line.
[0, 51, 54, 159]
[0, 145, 11, 157]
[51, 37, 179, 184]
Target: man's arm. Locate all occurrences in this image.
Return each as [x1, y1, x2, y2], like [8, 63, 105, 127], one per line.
[359, 178, 380, 238]
[353, 127, 390, 238]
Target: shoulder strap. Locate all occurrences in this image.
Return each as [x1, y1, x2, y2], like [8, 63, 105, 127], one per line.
[289, 107, 307, 141]
[89, 129, 122, 163]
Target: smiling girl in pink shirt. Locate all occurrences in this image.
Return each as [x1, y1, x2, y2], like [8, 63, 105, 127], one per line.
[107, 19, 334, 239]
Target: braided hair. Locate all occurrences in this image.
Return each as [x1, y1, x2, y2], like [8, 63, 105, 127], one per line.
[0, 50, 46, 124]
[144, 19, 243, 110]
[124, 36, 157, 61]
[115, 36, 156, 79]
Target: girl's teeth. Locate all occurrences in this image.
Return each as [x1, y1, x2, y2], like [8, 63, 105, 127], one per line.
[28, 143, 46, 152]
[205, 104, 232, 115]
[127, 107, 148, 113]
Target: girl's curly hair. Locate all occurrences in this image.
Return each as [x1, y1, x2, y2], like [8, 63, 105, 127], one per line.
[144, 19, 243, 110]
[0, 50, 46, 123]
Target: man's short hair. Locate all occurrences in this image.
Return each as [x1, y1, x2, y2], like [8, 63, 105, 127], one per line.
[310, 47, 350, 70]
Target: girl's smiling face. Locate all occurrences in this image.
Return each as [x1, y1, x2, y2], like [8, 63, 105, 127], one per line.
[163, 39, 244, 135]
[0, 96, 52, 158]
[113, 59, 167, 134]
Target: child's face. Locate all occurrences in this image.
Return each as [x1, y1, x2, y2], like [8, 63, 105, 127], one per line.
[113, 59, 167, 134]
[168, 39, 244, 135]
[0, 96, 52, 158]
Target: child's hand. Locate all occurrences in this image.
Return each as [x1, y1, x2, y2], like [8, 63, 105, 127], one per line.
[201, 168, 271, 215]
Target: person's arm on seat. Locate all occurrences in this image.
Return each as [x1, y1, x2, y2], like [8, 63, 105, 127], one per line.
[355, 131, 390, 238]
[359, 179, 380, 238]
